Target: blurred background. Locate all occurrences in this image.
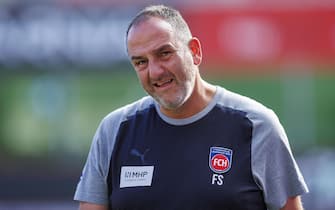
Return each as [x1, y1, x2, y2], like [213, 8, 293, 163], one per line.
[0, 0, 334, 209]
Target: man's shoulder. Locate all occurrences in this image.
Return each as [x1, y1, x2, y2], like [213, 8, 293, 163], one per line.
[218, 86, 283, 140]
[217, 87, 277, 122]
[102, 95, 154, 124]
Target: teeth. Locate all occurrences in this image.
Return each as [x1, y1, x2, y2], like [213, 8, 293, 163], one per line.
[155, 79, 172, 87]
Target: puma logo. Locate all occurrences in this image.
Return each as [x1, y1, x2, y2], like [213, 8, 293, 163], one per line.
[130, 148, 150, 164]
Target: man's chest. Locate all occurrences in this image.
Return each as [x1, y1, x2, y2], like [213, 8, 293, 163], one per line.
[108, 110, 266, 210]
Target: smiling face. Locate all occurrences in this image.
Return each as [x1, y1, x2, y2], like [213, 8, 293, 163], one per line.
[127, 17, 199, 113]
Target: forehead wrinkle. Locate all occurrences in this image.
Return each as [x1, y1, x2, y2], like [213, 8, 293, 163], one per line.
[127, 17, 177, 55]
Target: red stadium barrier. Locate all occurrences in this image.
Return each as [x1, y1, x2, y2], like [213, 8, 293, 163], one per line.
[182, 8, 335, 71]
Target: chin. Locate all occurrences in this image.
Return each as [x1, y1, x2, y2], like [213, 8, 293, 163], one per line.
[158, 96, 187, 111]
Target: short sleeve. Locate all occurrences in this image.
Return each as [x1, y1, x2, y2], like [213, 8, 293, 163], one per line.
[74, 124, 110, 205]
[250, 109, 309, 210]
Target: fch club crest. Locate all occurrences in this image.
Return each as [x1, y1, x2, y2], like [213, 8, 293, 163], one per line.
[209, 147, 233, 174]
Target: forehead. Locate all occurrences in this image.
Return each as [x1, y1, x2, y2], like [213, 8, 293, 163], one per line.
[127, 17, 177, 56]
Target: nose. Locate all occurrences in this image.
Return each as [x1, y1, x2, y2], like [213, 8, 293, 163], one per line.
[148, 60, 165, 80]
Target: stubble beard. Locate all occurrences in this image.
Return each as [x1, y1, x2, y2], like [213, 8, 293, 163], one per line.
[153, 70, 196, 111]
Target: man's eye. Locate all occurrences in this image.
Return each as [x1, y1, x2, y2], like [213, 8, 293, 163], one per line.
[161, 51, 171, 57]
[134, 60, 147, 66]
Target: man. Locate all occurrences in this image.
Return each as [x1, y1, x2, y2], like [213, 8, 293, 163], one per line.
[74, 5, 308, 210]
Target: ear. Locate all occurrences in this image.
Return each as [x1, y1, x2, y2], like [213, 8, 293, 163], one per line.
[188, 37, 202, 65]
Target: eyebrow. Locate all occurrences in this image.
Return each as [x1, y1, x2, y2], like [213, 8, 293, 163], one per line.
[130, 44, 175, 61]
[130, 55, 146, 61]
[153, 44, 174, 54]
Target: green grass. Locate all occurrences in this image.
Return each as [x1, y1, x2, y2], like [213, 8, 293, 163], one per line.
[0, 71, 334, 157]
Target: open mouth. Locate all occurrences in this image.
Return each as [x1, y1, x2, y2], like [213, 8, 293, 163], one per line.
[153, 79, 173, 88]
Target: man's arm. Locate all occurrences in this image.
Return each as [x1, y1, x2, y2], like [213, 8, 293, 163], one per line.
[79, 202, 108, 210]
[281, 196, 304, 210]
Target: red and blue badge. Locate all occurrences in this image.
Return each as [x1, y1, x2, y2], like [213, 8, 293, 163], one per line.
[209, 147, 233, 174]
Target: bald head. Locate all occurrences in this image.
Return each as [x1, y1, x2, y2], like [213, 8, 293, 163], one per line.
[126, 5, 192, 48]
